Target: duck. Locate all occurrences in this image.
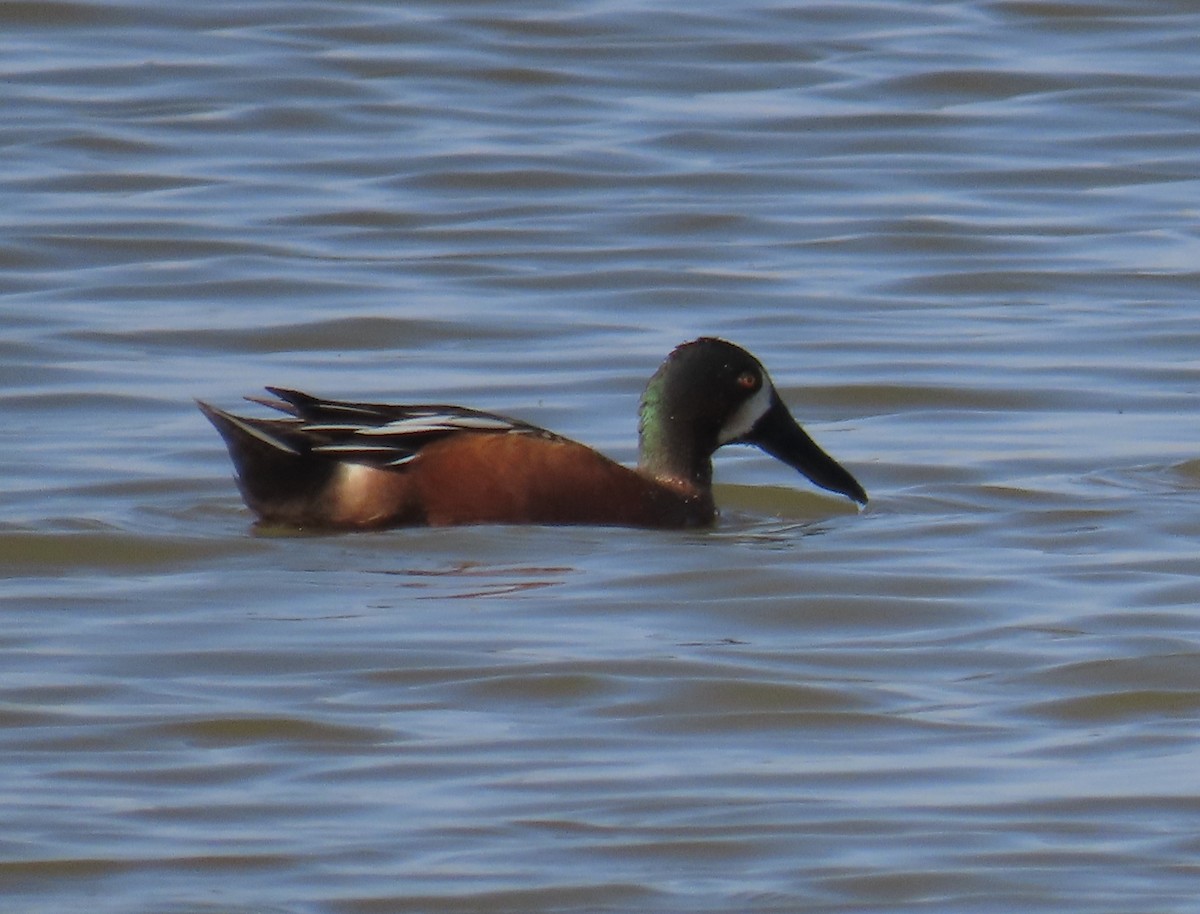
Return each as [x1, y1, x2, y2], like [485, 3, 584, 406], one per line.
[198, 337, 866, 529]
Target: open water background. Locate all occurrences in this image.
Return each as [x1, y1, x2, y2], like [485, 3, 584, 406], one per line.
[5, 1, 1200, 911]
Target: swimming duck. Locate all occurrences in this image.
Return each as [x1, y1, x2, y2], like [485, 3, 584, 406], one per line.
[198, 337, 866, 529]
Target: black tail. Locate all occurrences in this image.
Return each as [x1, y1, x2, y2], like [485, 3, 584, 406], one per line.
[198, 401, 335, 522]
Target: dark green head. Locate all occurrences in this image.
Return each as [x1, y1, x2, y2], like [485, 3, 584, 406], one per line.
[638, 338, 867, 504]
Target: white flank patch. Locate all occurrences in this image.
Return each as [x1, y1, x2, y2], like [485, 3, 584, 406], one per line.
[717, 381, 774, 444]
[336, 461, 373, 493]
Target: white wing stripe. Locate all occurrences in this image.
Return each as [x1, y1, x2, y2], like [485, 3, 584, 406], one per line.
[313, 443, 412, 456]
[303, 423, 371, 433]
[445, 416, 519, 430]
[226, 414, 301, 455]
[356, 415, 517, 436]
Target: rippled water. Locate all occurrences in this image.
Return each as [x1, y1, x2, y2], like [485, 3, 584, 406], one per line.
[5, 1, 1200, 912]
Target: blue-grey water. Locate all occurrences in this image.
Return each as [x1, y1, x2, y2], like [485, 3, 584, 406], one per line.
[5, 2, 1200, 912]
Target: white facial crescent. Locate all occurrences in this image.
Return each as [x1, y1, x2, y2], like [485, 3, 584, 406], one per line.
[717, 380, 774, 445]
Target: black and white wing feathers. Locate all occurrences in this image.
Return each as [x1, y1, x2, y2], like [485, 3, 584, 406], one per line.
[235, 387, 556, 467]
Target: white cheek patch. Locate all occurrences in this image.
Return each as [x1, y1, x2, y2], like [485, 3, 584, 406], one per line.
[717, 381, 774, 444]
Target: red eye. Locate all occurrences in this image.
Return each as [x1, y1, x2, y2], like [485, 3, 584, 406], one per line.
[736, 371, 758, 390]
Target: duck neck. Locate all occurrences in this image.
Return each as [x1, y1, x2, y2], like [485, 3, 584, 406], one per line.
[637, 381, 713, 493]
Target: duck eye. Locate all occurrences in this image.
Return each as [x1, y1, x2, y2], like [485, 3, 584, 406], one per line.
[735, 371, 758, 391]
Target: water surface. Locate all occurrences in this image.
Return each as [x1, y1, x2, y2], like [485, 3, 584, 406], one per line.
[4, 2, 1200, 912]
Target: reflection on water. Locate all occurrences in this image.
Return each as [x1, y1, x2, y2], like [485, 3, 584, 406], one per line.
[374, 562, 577, 600]
[5, 1, 1200, 912]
